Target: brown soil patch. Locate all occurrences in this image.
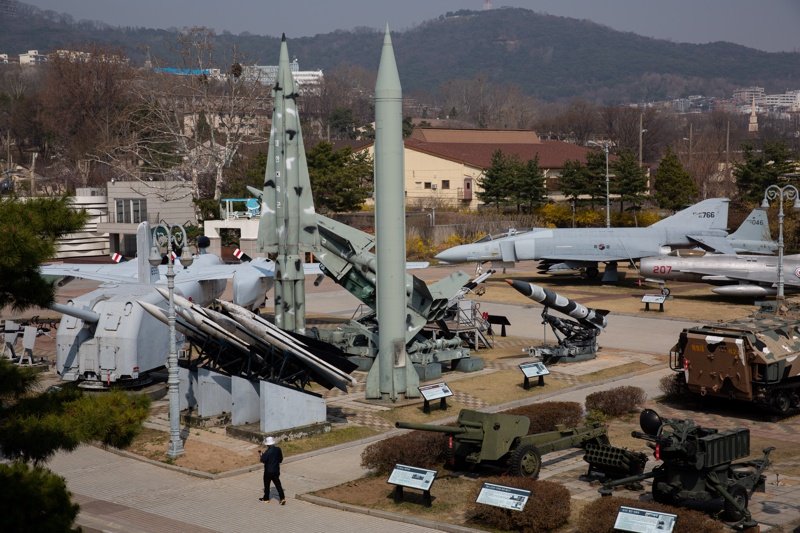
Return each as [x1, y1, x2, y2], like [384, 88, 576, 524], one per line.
[127, 428, 256, 474]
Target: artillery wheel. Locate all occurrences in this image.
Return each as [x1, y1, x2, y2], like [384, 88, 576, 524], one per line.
[510, 444, 541, 478]
[723, 484, 749, 522]
[772, 391, 791, 415]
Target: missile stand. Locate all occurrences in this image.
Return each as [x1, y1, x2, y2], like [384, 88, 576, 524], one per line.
[527, 307, 600, 364]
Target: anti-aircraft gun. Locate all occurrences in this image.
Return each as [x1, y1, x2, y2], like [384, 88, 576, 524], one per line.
[599, 409, 774, 526]
[506, 280, 609, 363]
[395, 408, 608, 478]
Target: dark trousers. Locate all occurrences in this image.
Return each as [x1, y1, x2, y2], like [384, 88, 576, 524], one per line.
[263, 471, 285, 501]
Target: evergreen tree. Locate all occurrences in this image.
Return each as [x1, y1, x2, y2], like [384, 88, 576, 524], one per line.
[515, 156, 546, 213]
[611, 149, 648, 212]
[477, 150, 512, 211]
[0, 197, 87, 311]
[307, 142, 373, 212]
[584, 150, 609, 209]
[0, 196, 151, 531]
[734, 141, 796, 203]
[653, 147, 698, 211]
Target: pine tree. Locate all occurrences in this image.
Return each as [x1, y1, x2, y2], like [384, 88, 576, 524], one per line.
[653, 147, 698, 211]
[734, 141, 797, 203]
[611, 149, 648, 213]
[477, 150, 512, 211]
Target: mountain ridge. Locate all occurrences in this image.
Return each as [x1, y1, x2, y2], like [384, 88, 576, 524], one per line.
[2, 3, 798, 103]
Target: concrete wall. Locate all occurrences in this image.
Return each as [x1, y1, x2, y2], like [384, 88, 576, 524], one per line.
[259, 381, 325, 433]
[197, 368, 232, 418]
[231, 376, 261, 425]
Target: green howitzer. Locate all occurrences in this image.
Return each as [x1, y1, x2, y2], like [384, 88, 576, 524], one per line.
[599, 409, 774, 528]
[395, 408, 608, 478]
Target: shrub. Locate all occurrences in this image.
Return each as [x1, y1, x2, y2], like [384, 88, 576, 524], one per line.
[467, 476, 570, 532]
[360, 430, 450, 474]
[503, 401, 584, 434]
[659, 373, 685, 400]
[576, 496, 726, 533]
[585, 386, 646, 417]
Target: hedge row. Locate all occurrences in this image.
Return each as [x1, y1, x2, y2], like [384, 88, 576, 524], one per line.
[360, 430, 449, 474]
[502, 401, 584, 433]
[585, 386, 647, 417]
[467, 476, 570, 532]
[577, 496, 726, 533]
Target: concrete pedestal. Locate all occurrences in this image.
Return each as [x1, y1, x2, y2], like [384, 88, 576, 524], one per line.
[197, 368, 232, 418]
[260, 381, 326, 433]
[178, 367, 198, 411]
[231, 376, 260, 425]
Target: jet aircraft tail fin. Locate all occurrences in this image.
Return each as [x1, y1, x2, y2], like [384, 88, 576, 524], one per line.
[728, 208, 772, 243]
[650, 198, 729, 232]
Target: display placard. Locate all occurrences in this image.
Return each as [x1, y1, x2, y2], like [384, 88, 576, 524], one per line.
[418, 382, 453, 401]
[519, 361, 550, 378]
[388, 464, 437, 492]
[475, 482, 530, 511]
[613, 506, 677, 533]
[641, 295, 667, 304]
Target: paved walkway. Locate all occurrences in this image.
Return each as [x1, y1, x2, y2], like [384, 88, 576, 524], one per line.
[41, 281, 800, 531]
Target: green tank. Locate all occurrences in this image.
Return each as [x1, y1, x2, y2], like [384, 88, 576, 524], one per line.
[395, 408, 608, 478]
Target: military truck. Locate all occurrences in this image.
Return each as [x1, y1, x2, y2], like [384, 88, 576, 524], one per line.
[668, 309, 800, 414]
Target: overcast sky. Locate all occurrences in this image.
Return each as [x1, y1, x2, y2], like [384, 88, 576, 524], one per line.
[25, 0, 800, 53]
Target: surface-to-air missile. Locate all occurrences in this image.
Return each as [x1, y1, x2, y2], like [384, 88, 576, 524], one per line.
[667, 305, 800, 414]
[313, 213, 472, 370]
[395, 408, 608, 478]
[506, 279, 609, 363]
[138, 290, 357, 392]
[600, 409, 774, 526]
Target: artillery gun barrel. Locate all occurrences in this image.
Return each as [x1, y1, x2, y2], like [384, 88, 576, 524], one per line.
[395, 421, 468, 434]
[506, 279, 608, 329]
[50, 302, 100, 324]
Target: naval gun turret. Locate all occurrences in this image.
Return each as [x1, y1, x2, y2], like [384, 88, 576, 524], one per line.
[312, 214, 475, 371]
[507, 279, 608, 363]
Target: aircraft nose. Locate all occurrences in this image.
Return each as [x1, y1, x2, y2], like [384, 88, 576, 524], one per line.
[434, 246, 467, 263]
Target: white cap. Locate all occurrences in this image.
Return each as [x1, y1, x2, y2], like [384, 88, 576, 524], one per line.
[264, 436, 275, 446]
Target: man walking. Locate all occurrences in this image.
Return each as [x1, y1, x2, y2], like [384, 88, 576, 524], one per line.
[259, 436, 286, 504]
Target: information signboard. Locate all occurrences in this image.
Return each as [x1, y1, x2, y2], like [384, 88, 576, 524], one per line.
[475, 482, 530, 512]
[519, 362, 550, 378]
[418, 382, 453, 413]
[388, 464, 438, 506]
[419, 382, 453, 401]
[519, 361, 549, 389]
[388, 464, 437, 492]
[613, 506, 677, 533]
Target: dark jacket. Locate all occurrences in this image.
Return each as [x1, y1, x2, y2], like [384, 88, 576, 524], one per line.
[261, 446, 283, 474]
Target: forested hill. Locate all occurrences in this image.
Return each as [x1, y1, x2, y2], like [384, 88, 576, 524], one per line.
[3, 3, 799, 102]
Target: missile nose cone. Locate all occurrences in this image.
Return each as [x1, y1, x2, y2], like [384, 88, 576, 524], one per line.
[506, 279, 533, 297]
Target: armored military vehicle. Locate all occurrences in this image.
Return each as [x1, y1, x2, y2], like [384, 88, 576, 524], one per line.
[668, 307, 800, 414]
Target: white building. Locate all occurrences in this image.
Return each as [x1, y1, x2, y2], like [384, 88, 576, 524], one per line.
[242, 59, 323, 93]
[19, 50, 47, 65]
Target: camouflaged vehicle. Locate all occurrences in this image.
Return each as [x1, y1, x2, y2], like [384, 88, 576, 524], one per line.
[669, 307, 800, 414]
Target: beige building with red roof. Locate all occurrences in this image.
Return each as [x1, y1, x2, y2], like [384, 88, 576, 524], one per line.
[360, 128, 594, 210]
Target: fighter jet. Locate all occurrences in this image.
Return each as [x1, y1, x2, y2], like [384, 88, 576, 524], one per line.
[640, 253, 799, 298]
[436, 198, 751, 282]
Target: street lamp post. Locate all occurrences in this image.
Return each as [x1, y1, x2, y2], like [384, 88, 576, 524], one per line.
[762, 183, 800, 310]
[149, 223, 193, 459]
[588, 140, 611, 228]
[603, 143, 610, 228]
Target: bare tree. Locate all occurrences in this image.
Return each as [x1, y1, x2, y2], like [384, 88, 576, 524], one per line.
[99, 28, 269, 217]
